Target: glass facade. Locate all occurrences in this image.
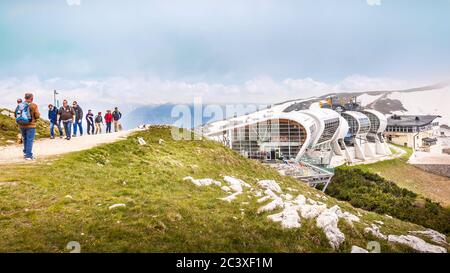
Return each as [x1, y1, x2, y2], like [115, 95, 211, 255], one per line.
[342, 112, 370, 136]
[231, 119, 307, 160]
[317, 118, 340, 144]
[342, 113, 358, 136]
[364, 112, 380, 133]
[359, 117, 371, 135]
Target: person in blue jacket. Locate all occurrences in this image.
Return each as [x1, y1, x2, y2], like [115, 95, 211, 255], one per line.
[48, 104, 63, 139]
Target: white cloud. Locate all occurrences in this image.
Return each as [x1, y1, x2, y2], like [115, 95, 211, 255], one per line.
[66, 0, 81, 6]
[366, 0, 382, 6]
[0, 75, 418, 113]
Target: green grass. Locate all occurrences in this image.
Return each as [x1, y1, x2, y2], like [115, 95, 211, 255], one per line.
[341, 145, 450, 207]
[0, 108, 50, 146]
[0, 128, 446, 252]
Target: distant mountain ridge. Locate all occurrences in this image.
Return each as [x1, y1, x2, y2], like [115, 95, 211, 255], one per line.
[122, 81, 450, 128]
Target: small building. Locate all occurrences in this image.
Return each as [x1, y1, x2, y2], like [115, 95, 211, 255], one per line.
[384, 115, 440, 150]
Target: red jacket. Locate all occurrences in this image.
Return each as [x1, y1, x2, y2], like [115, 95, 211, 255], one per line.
[105, 113, 113, 123]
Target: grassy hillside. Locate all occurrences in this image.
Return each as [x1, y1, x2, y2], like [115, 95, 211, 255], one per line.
[0, 108, 50, 146]
[0, 127, 447, 252]
[343, 145, 450, 207]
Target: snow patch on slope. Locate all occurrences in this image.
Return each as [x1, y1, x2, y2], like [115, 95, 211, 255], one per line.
[388, 88, 450, 125]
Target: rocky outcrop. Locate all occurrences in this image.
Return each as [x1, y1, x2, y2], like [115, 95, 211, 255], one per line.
[388, 235, 447, 253]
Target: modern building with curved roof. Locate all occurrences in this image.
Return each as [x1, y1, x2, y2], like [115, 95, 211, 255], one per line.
[203, 101, 392, 166]
[362, 109, 391, 155]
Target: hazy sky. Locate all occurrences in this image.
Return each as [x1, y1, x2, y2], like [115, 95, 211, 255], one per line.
[0, 0, 449, 109]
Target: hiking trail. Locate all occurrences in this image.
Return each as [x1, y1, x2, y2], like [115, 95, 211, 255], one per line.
[0, 130, 136, 164]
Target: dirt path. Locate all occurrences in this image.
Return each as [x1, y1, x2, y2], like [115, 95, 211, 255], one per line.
[0, 130, 136, 164]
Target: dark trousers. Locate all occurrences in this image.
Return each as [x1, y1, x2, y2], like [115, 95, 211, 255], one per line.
[106, 122, 112, 133]
[87, 122, 95, 135]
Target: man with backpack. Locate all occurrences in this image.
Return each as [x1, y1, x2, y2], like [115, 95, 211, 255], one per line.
[15, 93, 40, 160]
[48, 104, 63, 139]
[112, 107, 123, 132]
[94, 112, 103, 134]
[58, 100, 75, 140]
[86, 109, 95, 135]
[72, 101, 84, 137]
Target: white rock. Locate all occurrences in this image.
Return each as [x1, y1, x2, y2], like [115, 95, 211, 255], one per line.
[316, 208, 346, 249]
[220, 192, 242, 203]
[257, 195, 271, 203]
[409, 229, 448, 246]
[137, 137, 147, 146]
[258, 197, 284, 213]
[286, 187, 299, 192]
[213, 181, 222, 187]
[292, 194, 306, 206]
[267, 203, 301, 229]
[109, 204, 126, 210]
[223, 176, 250, 193]
[257, 180, 282, 193]
[221, 186, 231, 192]
[374, 220, 384, 226]
[351, 246, 369, 253]
[364, 224, 387, 240]
[281, 193, 293, 201]
[337, 211, 360, 225]
[264, 189, 280, 199]
[251, 189, 263, 197]
[183, 176, 218, 187]
[300, 204, 327, 219]
[388, 235, 447, 253]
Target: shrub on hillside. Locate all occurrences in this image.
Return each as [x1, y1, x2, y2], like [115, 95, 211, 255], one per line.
[327, 168, 450, 235]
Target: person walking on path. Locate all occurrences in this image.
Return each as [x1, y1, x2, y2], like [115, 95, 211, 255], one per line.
[112, 107, 123, 132]
[16, 93, 40, 160]
[94, 112, 103, 134]
[48, 104, 63, 139]
[72, 101, 84, 137]
[58, 100, 75, 140]
[86, 110, 95, 135]
[105, 110, 113, 134]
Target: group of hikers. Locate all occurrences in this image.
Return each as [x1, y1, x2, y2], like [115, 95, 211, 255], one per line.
[14, 92, 124, 160]
[47, 100, 123, 140]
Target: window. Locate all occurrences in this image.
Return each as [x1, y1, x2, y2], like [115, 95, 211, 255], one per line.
[317, 118, 340, 143]
[231, 119, 307, 160]
[364, 112, 380, 133]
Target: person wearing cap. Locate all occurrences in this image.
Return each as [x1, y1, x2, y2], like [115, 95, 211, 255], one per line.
[48, 104, 63, 139]
[86, 109, 95, 135]
[94, 112, 103, 134]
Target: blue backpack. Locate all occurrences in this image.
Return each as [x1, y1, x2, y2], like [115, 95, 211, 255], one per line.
[15, 102, 32, 125]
